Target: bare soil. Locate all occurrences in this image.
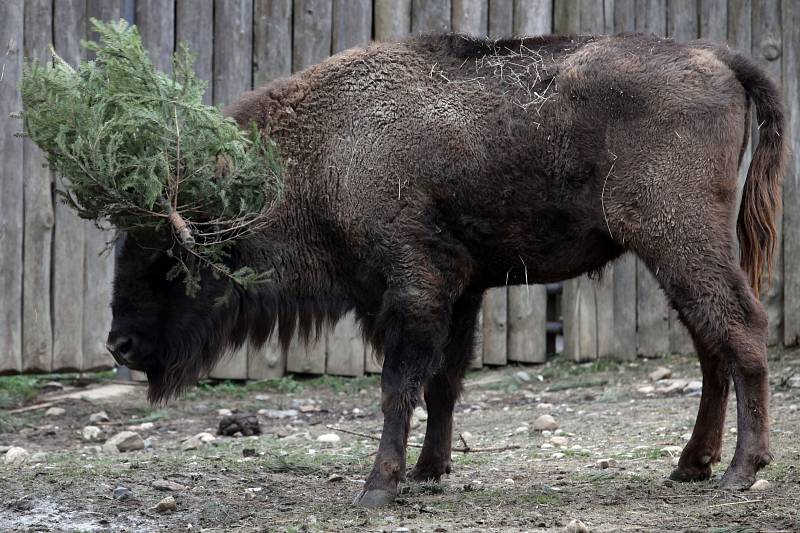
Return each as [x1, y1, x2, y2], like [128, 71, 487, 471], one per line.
[2, 351, 800, 532]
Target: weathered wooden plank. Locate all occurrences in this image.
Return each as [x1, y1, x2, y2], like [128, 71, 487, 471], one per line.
[488, 0, 513, 37]
[82, 0, 120, 372]
[562, 278, 597, 361]
[248, 337, 286, 380]
[579, 0, 605, 34]
[333, 0, 371, 52]
[782, 0, 800, 347]
[452, 0, 489, 35]
[365, 348, 383, 373]
[209, 0, 253, 379]
[752, 0, 783, 345]
[253, 0, 292, 88]
[326, 313, 367, 376]
[667, 0, 698, 43]
[51, 0, 87, 373]
[664, 0, 699, 356]
[176, 0, 214, 104]
[136, 0, 174, 74]
[413, 0, 451, 33]
[22, 0, 55, 373]
[554, 0, 579, 34]
[635, 0, 666, 36]
[514, 0, 553, 36]
[508, 285, 547, 363]
[293, 0, 333, 72]
[613, 0, 635, 32]
[482, 287, 508, 365]
[375, 0, 411, 40]
[0, 0, 25, 374]
[699, 0, 727, 44]
[471, 308, 484, 368]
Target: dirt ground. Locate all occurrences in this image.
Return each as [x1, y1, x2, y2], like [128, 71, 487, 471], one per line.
[2, 350, 800, 533]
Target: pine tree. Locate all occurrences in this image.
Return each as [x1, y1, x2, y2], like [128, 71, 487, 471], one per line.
[20, 19, 283, 295]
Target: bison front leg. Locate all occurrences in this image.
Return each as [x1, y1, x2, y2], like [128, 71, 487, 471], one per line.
[353, 293, 451, 508]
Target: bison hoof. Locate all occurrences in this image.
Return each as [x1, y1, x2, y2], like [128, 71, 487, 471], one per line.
[409, 463, 450, 483]
[669, 464, 712, 482]
[718, 470, 756, 491]
[353, 488, 396, 508]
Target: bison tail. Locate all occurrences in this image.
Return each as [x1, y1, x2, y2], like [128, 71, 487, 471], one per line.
[718, 48, 787, 297]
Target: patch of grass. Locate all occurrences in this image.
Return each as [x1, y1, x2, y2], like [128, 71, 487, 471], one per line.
[0, 375, 41, 408]
[181, 373, 381, 400]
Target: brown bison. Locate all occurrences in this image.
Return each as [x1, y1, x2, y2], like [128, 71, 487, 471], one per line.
[106, 32, 786, 506]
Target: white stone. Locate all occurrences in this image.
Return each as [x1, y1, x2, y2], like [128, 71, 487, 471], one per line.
[103, 431, 144, 453]
[412, 406, 428, 421]
[637, 386, 655, 394]
[649, 367, 672, 382]
[316, 433, 341, 444]
[82, 426, 103, 441]
[550, 436, 568, 447]
[514, 426, 528, 434]
[542, 430, 552, 438]
[537, 403, 553, 410]
[551, 452, 565, 459]
[749, 479, 770, 491]
[154, 496, 177, 513]
[30, 452, 47, 464]
[514, 371, 531, 383]
[89, 411, 110, 423]
[217, 408, 233, 417]
[656, 380, 688, 395]
[565, 519, 589, 533]
[533, 414, 558, 431]
[503, 478, 515, 485]
[45, 407, 66, 417]
[4, 447, 29, 465]
[684, 381, 703, 394]
[540, 443, 554, 450]
[660, 445, 682, 457]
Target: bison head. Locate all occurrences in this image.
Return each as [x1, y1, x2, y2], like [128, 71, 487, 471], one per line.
[107, 233, 252, 403]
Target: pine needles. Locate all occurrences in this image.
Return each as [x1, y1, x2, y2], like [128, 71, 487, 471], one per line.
[20, 19, 283, 295]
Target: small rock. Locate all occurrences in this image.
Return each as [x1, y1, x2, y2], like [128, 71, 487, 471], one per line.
[182, 432, 216, 451]
[660, 445, 682, 457]
[637, 385, 655, 394]
[40, 381, 65, 392]
[154, 496, 177, 513]
[104, 431, 144, 453]
[242, 448, 257, 458]
[514, 426, 528, 434]
[542, 430, 552, 438]
[45, 407, 66, 417]
[649, 366, 672, 382]
[551, 452, 565, 459]
[83, 426, 104, 441]
[89, 411, 110, 424]
[749, 479, 770, 491]
[0, 445, 10, 454]
[152, 479, 187, 492]
[514, 370, 531, 383]
[565, 519, 589, 533]
[537, 403, 554, 409]
[258, 408, 299, 419]
[656, 380, 688, 395]
[540, 443, 554, 450]
[684, 381, 703, 394]
[30, 452, 47, 464]
[596, 458, 617, 469]
[680, 432, 693, 442]
[327, 474, 344, 483]
[787, 376, 800, 389]
[316, 433, 341, 444]
[113, 486, 134, 501]
[218, 413, 261, 437]
[550, 436, 568, 447]
[412, 406, 428, 421]
[4, 447, 29, 465]
[533, 414, 558, 431]
[503, 478, 515, 485]
[217, 408, 233, 417]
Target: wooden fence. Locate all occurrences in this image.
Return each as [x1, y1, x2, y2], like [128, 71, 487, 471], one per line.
[1, 0, 798, 379]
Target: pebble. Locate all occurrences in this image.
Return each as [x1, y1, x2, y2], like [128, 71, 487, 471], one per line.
[533, 414, 559, 431]
[550, 436, 568, 447]
[514, 370, 532, 383]
[40, 381, 65, 392]
[649, 366, 672, 382]
[749, 479, 770, 491]
[788, 376, 800, 389]
[596, 458, 617, 469]
[217, 408, 233, 417]
[637, 385, 655, 394]
[45, 406, 66, 417]
[152, 479, 187, 492]
[257, 409, 299, 419]
[182, 432, 216, 451]
[412, 406, 428, 421]
[503, 478, 515, 485]
[541, 443, 554, 450]
[89, 411, 110, 424]
[660, 445, 682, 457]
[83, 426, 104, 441]
[30, 452, 47, 464]
[684, 381, 703, 394]
[551, 452, 565, 459]
[327, 474, 344, 483]
[656, 380, 688, 395]
[113, 486, 134, 501]
[154, 496, 177, 513]
[514, 426, 528, 434]
[103, 431, 145, 453]
[316, 433, 341, 444]
[5, 447, 29, 465]
[565, 519, 589, 533]
[537, 403, 554, 409]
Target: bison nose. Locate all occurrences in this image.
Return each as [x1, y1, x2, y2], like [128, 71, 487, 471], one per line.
[106, 331, 137, 366]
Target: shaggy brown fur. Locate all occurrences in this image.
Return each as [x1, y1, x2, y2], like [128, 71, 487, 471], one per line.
[106, 32, 786, 506]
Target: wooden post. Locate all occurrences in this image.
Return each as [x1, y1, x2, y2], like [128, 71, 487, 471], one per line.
[136, 0, 174, 74]
[176, 0, 213, 104]
[783, 0, 800, 347]
[752, 0, 783, 346]
[514, 0, 553, 36]
[488, 0, 513, 37]
[209, 0, 254, 379]
[0, 0, 25, 374]
[375, 0, 411, 41]
[453, 0, 489, 35]
[412, 0, 452, 33]
[22, 0, 55, 373]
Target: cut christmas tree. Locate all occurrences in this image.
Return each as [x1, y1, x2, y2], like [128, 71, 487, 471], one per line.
[20, 19, 283, 295]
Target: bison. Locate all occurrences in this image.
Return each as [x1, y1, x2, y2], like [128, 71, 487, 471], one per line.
[106, 32, 786, 507]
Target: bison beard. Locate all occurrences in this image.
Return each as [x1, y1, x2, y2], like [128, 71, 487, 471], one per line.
[109, 32, 787, 506]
